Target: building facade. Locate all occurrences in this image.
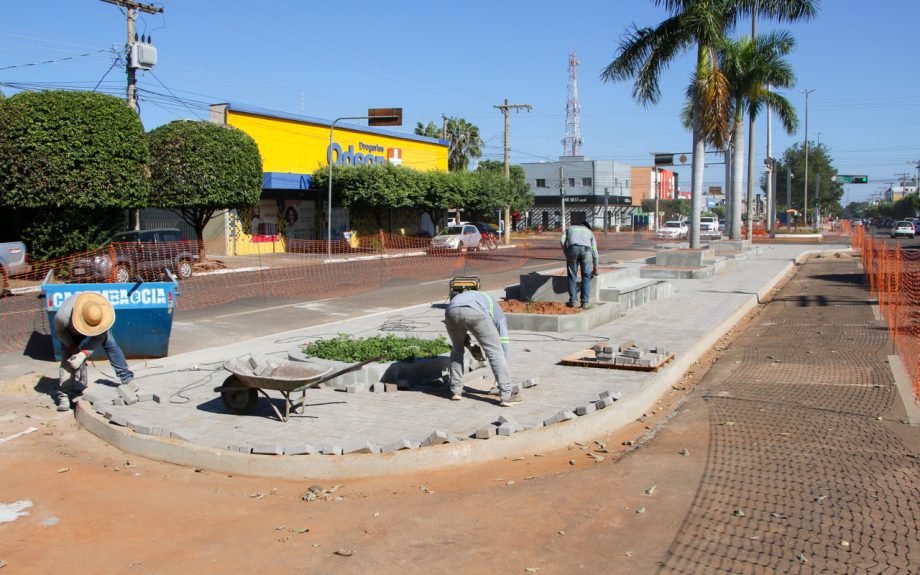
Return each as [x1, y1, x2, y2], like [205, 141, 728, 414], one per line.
[201, 103, 449, 254]
[520, 156, 635, 230]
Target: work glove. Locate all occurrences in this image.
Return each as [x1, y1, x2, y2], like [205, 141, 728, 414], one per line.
[68, 351, 89, 370]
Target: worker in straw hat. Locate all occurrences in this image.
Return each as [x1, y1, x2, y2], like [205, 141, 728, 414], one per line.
[53, 292, 135, 411]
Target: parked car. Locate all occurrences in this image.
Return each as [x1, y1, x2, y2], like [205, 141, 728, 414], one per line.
[0, 240, 31, 293]
[700, 216, 720, 238]
[656, 220, 689, 239]
[890, 221, 915, 239]
[427, 224, 482, 254]
[70, 228, 198, 283]
[913, 221, 920, 235]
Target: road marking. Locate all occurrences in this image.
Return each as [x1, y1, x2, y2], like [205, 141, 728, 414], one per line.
[214, 298, 336, 319]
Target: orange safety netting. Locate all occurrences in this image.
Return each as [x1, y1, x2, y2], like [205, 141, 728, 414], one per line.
[852, 225, 920, 403]
[0, 232, 543, 353]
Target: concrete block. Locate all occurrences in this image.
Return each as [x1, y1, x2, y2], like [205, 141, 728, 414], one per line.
[131, 422, 155, 435]
[556, 410, 577, 422]
[113, 397, 125, 406]
[575, 403, 597, 416]
[137, 393, 154, 402]
[595, 397, 615, 409]
[618, 340, 637, 352]
[497, 422, 518, 436]
[347, 441, 381, 454]
[373, 381, 386, 394]
[623, 348, 642, 359]
[381, 439, 419, 452]
[252, 444, 284, 455]
[108, 413, 129, 427]
[522, 377, 539, 389]
[543, 414, 559, 427]
[421, 430, 450, 447]
[227, 444, 252, 454]
[636, 359, 652, 367]
[385, 383, 399, 393]
[152, 394, 166, 404]
[599, 390, 614, 400]
[320, 445, 344, 455]
[283, 444, 317, 455]
[152, 426, 171, 437]
[94, 403, 108, 415]
[117, 385, 138, 405]
[345, 385, 359, 393]
[82, 391, 106, 405]
[497, 414, 523, 432]
[475, 427, 497, 439]
[602, 346, 615, 354]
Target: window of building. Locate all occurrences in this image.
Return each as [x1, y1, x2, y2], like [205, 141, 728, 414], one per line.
[582, 177, 592, 187]
[568, 178, 575, 187]
[535, 179, 547, 188]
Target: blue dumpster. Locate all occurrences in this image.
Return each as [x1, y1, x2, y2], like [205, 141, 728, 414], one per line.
[43, 280, 179, 360]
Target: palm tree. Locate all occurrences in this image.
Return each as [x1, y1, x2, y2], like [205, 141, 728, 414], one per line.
[414, 117, 482, 172]
[720, 31, 799, 240]
[600, 0, 817, 248]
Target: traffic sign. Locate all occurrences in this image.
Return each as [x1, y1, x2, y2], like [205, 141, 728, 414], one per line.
[837, 174, 868, 184]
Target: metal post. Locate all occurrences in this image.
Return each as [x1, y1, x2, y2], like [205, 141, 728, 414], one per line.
[604, 187, 609, 235]
[560, 166, 566, 232]
[801, 89, 815, 226]
[653, 166, 660, 232]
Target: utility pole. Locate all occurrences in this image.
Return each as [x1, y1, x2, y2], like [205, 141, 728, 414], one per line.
[766, 89, 774, 235]
[494, 99, 532, 244]
[801, 88, 815, 227]
[559, 166, 566, 233]
[101, 0, 163, 230]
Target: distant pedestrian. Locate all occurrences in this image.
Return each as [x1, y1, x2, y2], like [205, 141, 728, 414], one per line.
[560, 222, 599, 309]
[444, 289, 519, 406]
[53, 292, 135, 411]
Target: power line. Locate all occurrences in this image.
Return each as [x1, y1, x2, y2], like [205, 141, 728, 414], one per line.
[0, 48, 114, 71]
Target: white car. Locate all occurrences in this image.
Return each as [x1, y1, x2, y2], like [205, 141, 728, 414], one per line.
[700, 216, 720, 238]
[428, 224, 482, 254]
[890, 221, 915, 239]
[657, 220, 689, 239]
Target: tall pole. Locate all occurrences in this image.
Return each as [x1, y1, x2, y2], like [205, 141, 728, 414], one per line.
[786, 169, 793, 218]
[766, 91, 774, 235]
[654, 165, 660, 233]
[801, 88, 815, 227]
[604, 187, 609, 235]
[101, 0, 163, 230]
[559, 166, 566, 232]
[494, 99, 532, 244]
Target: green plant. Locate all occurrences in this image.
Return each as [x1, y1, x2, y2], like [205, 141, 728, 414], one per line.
[303, 334, 450, 363]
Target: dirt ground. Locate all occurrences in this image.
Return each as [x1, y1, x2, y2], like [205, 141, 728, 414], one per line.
[0, 315, 749, 575]
[498, 300, 584, 314]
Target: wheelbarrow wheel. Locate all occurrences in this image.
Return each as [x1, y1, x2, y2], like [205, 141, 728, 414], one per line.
[220, 376, 259, 414]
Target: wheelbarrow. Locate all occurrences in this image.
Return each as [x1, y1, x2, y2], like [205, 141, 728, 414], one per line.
[214, 354, 383, 422]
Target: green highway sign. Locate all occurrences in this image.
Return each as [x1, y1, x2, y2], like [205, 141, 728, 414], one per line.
[837, 174, 868, 184]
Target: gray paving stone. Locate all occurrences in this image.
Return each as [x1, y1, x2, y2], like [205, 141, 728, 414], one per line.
[170, 429, 193, 442]
[113, 398, 125, 406]
[575, 403, 597, 416]
[82, 391, 107, 405]
[131, 423, 155, 435]
[117, 386, 138, 405]
[283, 444, 317, 455]
[108, 413, 129, 427]
[595, 397, 615, 410]
[320, 445, 344, 455]
[252, 444, 284, 455]
[556, 410, 577, 422]
[346, 441, 381, 454]
[381, 439, 419, 452]
[152, 394, 166, 404]
[543, 414, 559, 427]
[475, 426, 497, 439]
[137, 393, 155, 402]
[522, 377, 539, 388]
[497, 422, 518, 436]
[421, 430, 450, 446]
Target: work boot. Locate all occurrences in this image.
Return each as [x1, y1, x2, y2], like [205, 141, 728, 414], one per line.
[565, 301, 577, 308]
[581, 301, 592, 310]
[54, 391, 70, 412]
[500, 393, 523, 407]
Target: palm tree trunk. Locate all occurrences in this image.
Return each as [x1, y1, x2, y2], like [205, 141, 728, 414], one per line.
[689, 46, 705, 249]
[731, 114, 745, 241]
[745, 112, 756, 240]
[724, 146, 732, 234]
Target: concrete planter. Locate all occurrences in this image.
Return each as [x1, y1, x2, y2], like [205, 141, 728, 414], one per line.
[504, 302, 618, 333]
[288, 347, 449, 391]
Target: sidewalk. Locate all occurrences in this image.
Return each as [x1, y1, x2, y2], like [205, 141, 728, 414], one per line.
[34, 241, 859, 479]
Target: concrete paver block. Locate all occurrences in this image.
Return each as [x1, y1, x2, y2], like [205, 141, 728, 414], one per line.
[347, 441, 381, 454]
[381, 439, 419, 452]
[575, 403, 597, 416]
[113, 398, 125, 406]
[283, 444, 317, 455]
[556, 410, 577, 422]
[252, 445, 284, 455]
[82, 391, 106, 405]
[117, 386, 138, 405]
[385, 383, 398, 393]
[137, 393, 155, 402]
[170, 430, 193, 442]
[108, 413, 129, 427]
[320, 445, 343, 455]
[227, 444, 252, 454]
[475, 427, 497, 439]
[421, 430, 450, 446]
[497, 422, 518, 436]
[522, 378, 539, 388]
[595, 397, 615, 409]
[152, 394, 166, 404]
[131, 423, 155, 435]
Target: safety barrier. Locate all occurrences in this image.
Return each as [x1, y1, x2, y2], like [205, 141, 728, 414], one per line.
[853, 225, 920, 402]
[0, 230, 664, 355]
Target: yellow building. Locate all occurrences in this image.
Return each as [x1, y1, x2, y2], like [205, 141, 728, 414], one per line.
[204, 103, 448, 254]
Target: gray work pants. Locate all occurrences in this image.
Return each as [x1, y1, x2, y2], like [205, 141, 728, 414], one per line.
[445, 306, 512, 400]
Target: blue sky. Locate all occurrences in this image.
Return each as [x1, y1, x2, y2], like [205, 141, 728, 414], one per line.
[2, 0, 918, 204]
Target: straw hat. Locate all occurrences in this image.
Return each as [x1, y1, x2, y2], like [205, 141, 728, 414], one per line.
[71, 292, 115, 337]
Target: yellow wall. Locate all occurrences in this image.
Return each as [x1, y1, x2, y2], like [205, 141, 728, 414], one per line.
[226, 111, 448, 174]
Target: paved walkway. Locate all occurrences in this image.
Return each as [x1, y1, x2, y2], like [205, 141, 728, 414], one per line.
[658, 255, 920, 574]
[43, 241, 871, 479]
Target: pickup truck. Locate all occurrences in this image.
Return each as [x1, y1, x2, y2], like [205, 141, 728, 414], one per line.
[700, 216, 720, 238]
[1, 241, 31, 293]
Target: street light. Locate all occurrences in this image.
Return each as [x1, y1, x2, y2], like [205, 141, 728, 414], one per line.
[801, 89, 815, 226]
[327, 114, 399, 258]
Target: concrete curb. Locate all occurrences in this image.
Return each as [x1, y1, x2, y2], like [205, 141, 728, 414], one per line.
[71, 246, 845, 480]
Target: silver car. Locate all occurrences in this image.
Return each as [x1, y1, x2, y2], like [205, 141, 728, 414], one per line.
[890, 221, 915, 239]
[428, 224, 482, 254]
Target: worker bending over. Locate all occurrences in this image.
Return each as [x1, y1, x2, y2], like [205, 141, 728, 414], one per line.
[444, 289, 520, 406]
[53, 292, 135, 411]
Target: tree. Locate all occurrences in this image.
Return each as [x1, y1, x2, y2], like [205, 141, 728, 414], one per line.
[769, 142, 843, 223]
[147, 120, 263, 258]
[719, 31, 798, 239]
[476, 160, 533, 213]
[415, 117, 482, 171]
[0, 90, 149, 209]
[600, 0, 817, 248]
[0, 90, 149, 259]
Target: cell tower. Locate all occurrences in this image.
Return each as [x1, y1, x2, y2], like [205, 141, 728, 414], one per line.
[562, 50, 582, 157]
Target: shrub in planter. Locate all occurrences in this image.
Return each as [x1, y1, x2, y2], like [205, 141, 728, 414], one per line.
[303, 334, 450, 363]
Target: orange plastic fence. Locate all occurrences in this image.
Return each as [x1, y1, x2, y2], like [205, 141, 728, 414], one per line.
[853, 225, 920, 402]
